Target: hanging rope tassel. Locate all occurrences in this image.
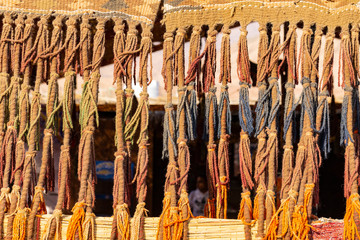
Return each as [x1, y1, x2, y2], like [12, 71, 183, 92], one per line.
[186, 26, 201, 91]
[130, 25, 152, 240]
[42, 16, 76, 240]
[341, 26, 360, 239]
[235, 23, 255, 238]
[66, 201, 86, 240]
[261, 24, 281, 233]
[0, 13, 19, 238]
[110, 18, 131, 240]
[123, 24, 139, 149]
[6, 15, 35, 239]
[205, 86, 218, 218]
[28, 15, 64, 238]
[12, 15, 50, 240]
[253, 22, 271, 238]
[266, 25, 297, 240]
[41, 209, 62, 240]
[12, 208, 30, 240]
[158, 30, 179, 240]
[291, 25, 322, 240]
[0, 13, 14, 180]
[215, 25, 232, 219]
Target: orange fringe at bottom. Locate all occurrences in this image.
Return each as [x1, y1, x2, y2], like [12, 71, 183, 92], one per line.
[291, 184, 314, 240]
[66, 201, 86, 240]
[344, 193, 360, 240]
[204, 198, 216, 218]
[12, 208, 30, 240]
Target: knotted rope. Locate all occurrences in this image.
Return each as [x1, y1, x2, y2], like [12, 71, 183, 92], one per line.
[0, 13, 19, 238]
[253, 23, 269, 238]
[290, 24, 322, 240]
[27, 15, 64, 240]
[215, 25, 232, 219]
[6, 15, 35, 239]
[110, 19, 130, 240]
[43, 16, 77, 240]
[263, 25, 281, 231]
[158, 35, 180, 240]
[130, 25, 152, 240]
[265, 23, 297, 240]
[0, 13, 14, 165]
[205, 85, 218, 217]
[13, 16, 50, 240]
[158, 30, 179, 240]
[67, 17, 107, 240]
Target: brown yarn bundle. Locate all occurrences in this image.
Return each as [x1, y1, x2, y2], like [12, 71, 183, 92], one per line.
[67, 17, 107, 240]
[290, 24, 321, 240]
[42, 16, 77, 240]
[263, 24, 281, 232]
[202, 28, 218, 218]
[216, 25, 231, 220]
[264, 23, 297, 240]
[157, 30, 181, 240]
[6, 15, 35, 240]
[27, 15, 64, 240]
[175, 27, 192, 239]
[0, 13, 18, 238]
[129, 25, 152, 240]
[0, 13, 14, 185]
[12, 15, 50, 240]
[236, 23, 255, 240]
[253, 22, 270, 239]
[110, 19, 130, 240]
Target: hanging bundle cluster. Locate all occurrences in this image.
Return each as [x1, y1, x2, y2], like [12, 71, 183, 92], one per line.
[237, 23, 255, 240]
[42, 16, 76, 240]
[110, 19, 130, 240]
[216, 25, 231, 220]
[0, 13, 17, 238]
[13, 15, 50, 240]
[265, 23, 297, 240]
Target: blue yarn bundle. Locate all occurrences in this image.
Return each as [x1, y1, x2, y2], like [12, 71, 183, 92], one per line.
[238, 82, 253, 136]
[218, 85, 231, 138]
[162, 104, 178, 159]
[204, 87, 218, 141]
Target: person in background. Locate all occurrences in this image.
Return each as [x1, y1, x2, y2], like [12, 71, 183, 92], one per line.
[189, 176, 209, 216]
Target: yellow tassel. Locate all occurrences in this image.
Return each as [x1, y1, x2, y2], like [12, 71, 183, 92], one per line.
[156, 192, 171, 239]
[41, 209, 62, 240]
[344, 193, 360, 240]
[66, 201, 86, 240]
[264, 190, 298, 239]
[83, 212, 96, 240]
[156, 192, 185, 240]
[115, 203, 130, 240]
[204, 198, 216, 218]
[291, 184, 314, 240]
[238, 191, 255, 226]
[12, 208, 30, 240]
